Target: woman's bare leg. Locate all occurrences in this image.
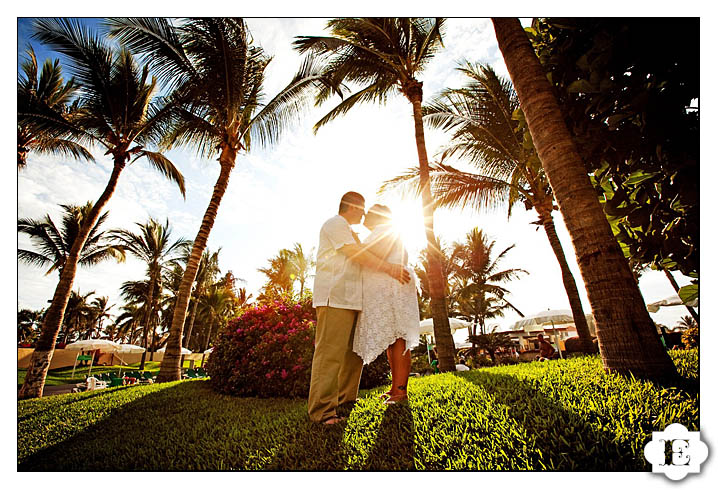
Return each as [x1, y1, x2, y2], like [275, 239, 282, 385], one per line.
[386, 338, 410, 402]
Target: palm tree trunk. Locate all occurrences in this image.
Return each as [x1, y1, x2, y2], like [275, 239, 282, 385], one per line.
[663, 269, 699, 324]
[492, 18, 676, 379]
[157, 151, 236, 383]
[18, 159, 126, 399]
[405, 82, 455, 372]
[538, 205, 595, 352]
[183, 294, 200, 349]
[139, 270, 157, 370]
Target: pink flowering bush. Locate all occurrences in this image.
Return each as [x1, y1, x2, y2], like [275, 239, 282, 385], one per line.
[206, 296, 316, 398]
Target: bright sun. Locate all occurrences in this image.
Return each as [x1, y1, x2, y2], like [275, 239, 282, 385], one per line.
[356, 198, 427, 264]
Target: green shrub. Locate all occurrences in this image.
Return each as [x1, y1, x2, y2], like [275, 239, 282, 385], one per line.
[359, 355, 390, 389]
[206, 297, 316, 398]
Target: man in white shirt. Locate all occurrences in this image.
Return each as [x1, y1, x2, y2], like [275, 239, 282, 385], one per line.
[308, 191, 410, 425]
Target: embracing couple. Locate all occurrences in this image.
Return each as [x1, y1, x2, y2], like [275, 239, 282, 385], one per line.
[308, 191, 420, 425]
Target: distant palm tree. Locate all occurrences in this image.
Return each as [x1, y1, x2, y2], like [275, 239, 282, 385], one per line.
[18, 202, 125, 276]
[87, 296, 114, 340]
[61, 289, 95, 344]
[258, 248, 296, 300]
[113, 304, 144, 344]
[198, 286, 234, 354]
[17, 45, 93, 169]
[451, 228, 527, 342]
[182, 249, 221, 350]
[289, 243, 315, 298]
[20, 19, 186, 399]
[110, 218, 190, 369]
[294, 18, 456, 371]
[108, 17, 334, 382]
[491, 18, 676, 378]
[676, 315, 697, 330]
[18, 309, 44, 344]
[382, 62, 594, 352]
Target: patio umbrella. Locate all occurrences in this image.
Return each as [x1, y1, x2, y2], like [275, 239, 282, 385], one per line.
[113, 344, 146, 376]
[414, 318, 471, 363]
[416, 317, 471, 336]
[157, 346, 192, 355]
[66, 339, 120, 378]
[646, 294, 698, 313]
[510, 309, 594, 359]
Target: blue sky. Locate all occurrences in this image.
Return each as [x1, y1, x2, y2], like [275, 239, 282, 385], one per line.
[13, 16, 700, 338]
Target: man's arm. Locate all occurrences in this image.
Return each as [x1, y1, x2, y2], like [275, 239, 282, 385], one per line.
[338, 243, 410, 284]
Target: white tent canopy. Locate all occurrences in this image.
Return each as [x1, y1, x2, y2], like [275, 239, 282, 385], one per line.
[66, 339, 121, 378]
[415, 317, 472, 336]
[647, 294, 698, 313]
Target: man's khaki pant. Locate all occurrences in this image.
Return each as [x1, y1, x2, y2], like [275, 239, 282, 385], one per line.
[307, 306, 364, 423]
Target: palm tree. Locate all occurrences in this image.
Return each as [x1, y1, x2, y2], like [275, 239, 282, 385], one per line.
[258, 248, 296, 300]
[19, 19, 186, 399]
[289, 242, 315, 298]
[294, 18, 456, 371]
[198, 285, 234, 357]
[382, 62, 594, 352]
[18, 202, 125, 276]
[451, 229, 527, 345]
[61, 289, 95, 344]
[113, 304, 143, 344]
[17, 45, 93, 169]
[182, 249, 221, 351]
[110, 218, 190, 369]
[18, 309, 44, 345]
[87, 296, 114, 340]
[108, 17, 333, 382]
[491, 18, 676, 378]
[676, 315, 697, 330]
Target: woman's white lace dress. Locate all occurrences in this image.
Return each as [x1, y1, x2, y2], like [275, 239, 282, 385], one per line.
[353, 224, 420, 365]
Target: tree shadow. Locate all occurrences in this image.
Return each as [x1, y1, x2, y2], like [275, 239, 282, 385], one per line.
[18, 386, 135, 423]
[454, 371, 649, 471]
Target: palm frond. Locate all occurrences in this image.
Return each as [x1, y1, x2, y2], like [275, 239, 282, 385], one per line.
[133, 150, 186, 198]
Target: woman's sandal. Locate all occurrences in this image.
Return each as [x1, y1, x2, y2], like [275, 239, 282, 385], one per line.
[383, 392, 408, 405]
[321, 415, 346, 425]
[378, 391, 392, 400]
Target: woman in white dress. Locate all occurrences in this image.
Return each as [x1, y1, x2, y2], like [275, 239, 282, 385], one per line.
[353, 204, 420, 404]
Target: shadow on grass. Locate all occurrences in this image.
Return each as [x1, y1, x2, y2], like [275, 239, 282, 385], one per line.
[17, 385, 136, 423]
[453, 371, 642, 471]
[362, 402, 416, 470]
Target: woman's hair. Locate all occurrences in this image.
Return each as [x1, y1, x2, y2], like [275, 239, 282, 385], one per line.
[366, 204, 392, 223]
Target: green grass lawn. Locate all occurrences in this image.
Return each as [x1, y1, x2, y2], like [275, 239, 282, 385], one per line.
[18, 360, 203, 387]
[17, 351, 698, 471]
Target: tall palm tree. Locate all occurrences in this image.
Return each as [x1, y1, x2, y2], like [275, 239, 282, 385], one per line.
[451, 228, 527, 340]
[108, 17, 334, 382]
[294, 18, 456, 371]
[19, 19, 186, 399]
[382, 62, 594, 352]
[113, 304, 143, 344]
[491, 18, 676, 378]
[17, 45, 93, 169]
[18, 202, 125, 276]
[110, 218, 190, 369]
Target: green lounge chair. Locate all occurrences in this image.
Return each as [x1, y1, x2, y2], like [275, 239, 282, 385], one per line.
[196, 368, 207, 377]
[186, 368, 198, 379]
